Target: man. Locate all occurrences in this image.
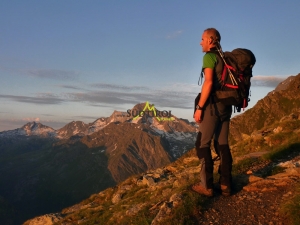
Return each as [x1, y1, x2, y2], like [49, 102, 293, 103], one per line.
[192, 28, 233, 197]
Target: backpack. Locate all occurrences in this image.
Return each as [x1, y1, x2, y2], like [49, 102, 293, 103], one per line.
[212, 45, 256, 112]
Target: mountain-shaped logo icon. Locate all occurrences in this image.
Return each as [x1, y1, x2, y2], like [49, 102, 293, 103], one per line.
[131, 101, 174, 122]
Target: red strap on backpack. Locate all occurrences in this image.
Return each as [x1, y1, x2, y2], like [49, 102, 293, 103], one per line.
[221, 65, 238, 89]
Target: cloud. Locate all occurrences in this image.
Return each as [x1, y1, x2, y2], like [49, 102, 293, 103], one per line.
[88, 103, 117, 108]
[0, 94, 64, 105]
[1, 76, 285, 111]
[72, 115, 99, 120]
[251, 75, 287, 87]
[165, 30, 183, 39]
[66, 91, 139, 105]
[25, 69, 79, 81]
[59, 85, 85, 90]
[91, 83, 151, 92]
[41, 113, 56, 117]
[0, 82, 198, 110]
[65, 83, 196, 110]
[22, 117, 40, 122]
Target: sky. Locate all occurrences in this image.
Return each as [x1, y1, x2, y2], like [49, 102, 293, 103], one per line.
[0, 0, 300, 132]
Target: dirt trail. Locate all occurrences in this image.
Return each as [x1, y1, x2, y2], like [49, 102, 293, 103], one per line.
[198, 153, 300, 225]
[198, 181, 297, 225]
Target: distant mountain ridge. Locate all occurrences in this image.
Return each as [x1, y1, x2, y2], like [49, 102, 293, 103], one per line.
[0, 103, 196, 138]
[0, 102, 197, 224]
[0, 103, 197, 158]
[0, 121, 56, 138]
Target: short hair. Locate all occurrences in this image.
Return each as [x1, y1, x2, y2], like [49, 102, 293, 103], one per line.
[204, 28, 221, 42]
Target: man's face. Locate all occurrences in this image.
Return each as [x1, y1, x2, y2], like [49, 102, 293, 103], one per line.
[200, 31, 210, 52]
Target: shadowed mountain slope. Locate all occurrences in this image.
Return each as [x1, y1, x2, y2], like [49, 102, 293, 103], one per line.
[81, 122, 173, 182]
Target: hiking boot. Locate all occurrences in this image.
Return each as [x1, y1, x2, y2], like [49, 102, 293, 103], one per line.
[221, 185, 231, 197]
[191, 183, 213, 197]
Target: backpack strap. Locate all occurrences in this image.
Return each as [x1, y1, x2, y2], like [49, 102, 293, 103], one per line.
[198, 69, 204, 86]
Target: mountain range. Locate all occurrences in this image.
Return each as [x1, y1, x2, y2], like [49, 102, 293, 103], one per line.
[0, 102, 197, 224]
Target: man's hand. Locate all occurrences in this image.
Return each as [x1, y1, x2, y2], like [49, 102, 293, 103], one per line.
[194, 109, 203, 123]
[194, 67, 212, 124]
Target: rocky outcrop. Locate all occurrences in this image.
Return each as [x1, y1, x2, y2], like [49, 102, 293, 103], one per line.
[151, 193, 183, 225]
[243, 158, 300, 192]
[23, 213, 62, 225]
[57, 121, 89, 138]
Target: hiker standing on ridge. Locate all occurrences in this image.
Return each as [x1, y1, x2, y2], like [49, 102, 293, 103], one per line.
[192, 28, 233, 197]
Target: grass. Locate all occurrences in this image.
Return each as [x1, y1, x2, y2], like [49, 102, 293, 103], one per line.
[268, 166, 286, 176]
[159, 191, 206, 225]
[233, 137, 268, 157]
[280, 182, 300, 225]
[262, 142, 300, 161]
[232, 157, 260, 175]
[231, 118, 300, 159]
[113, 206, 154, 225]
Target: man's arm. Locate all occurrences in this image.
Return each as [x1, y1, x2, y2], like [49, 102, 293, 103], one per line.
[194, 67, 213, 123]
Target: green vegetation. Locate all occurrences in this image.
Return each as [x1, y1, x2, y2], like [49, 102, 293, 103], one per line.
[160, 191, 205, 225]
[231, 118, 300, 159]
[280, 183, 300, 225]
[268, 166, 286, 176]
[232, 157, 260, 175]
[262, 142, 300, 161]
[278, 97, 295, 113]
[233, 136, 267, 157]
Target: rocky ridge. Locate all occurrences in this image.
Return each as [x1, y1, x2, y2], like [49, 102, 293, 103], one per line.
[229, 73, 300, 145]
[0, 122, 56, 138]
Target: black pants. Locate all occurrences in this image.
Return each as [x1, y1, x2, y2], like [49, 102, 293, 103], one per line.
[195, 101, 232, 189]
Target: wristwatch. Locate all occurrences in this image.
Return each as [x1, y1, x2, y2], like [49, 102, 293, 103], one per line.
[195, 105, 204, 110]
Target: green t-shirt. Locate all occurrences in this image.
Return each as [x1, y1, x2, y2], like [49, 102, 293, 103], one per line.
[202, 52, 217, 69]
[202, 52, 222, 90]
